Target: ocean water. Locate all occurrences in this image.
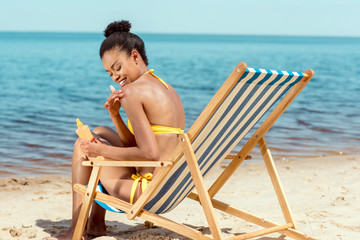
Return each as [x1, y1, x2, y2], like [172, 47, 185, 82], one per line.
[0, 32, 359, 177]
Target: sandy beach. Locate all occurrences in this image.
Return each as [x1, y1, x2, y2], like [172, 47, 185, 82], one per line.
[0, 154, 359, 240]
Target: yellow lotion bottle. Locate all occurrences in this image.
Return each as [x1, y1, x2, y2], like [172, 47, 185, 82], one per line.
[76, 118, 94, 141]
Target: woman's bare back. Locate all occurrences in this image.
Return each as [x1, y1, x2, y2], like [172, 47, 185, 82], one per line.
[122, 72, 185, 175]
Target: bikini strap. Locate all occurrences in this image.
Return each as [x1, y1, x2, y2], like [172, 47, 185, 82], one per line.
[144, 69, 169, 89]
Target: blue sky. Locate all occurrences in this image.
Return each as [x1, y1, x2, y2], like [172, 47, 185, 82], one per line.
[0, 0, 359, 37]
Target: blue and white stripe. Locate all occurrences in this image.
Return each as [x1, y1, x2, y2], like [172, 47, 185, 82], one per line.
[143, 68, 304, 214]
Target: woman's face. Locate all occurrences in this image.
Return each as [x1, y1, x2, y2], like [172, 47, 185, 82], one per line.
[102, 48, 142, 85]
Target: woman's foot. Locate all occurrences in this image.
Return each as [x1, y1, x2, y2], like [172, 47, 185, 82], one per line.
[42, 228, 87, 240]
[87, 218, 107, 237]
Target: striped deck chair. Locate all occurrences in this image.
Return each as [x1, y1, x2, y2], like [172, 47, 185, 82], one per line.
[73, 62, 316, 240]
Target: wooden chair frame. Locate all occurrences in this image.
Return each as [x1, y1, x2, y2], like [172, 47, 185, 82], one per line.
[72, 62, 316, 240]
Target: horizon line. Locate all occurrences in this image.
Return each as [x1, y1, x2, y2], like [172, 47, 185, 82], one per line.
[1, 30, 360, 39]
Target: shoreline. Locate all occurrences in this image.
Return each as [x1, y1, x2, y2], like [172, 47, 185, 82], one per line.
[1, 150, 356, 178]
[0, 154, 359, 239]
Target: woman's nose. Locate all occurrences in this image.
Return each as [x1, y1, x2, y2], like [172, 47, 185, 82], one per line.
[112, 73, 120, 82]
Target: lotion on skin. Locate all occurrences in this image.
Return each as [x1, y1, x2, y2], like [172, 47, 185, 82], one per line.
[110, 85, 116, 92]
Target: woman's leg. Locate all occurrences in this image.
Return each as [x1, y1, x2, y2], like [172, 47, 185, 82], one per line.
[44, 126, 133, 240]
[43, 138, 92, 240]
[71, 138, 93, 231]
[86, 126, 134, 236]
[92, 127, 145, 206]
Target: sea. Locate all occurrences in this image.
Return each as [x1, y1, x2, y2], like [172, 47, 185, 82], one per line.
[0, 32, 359, 177]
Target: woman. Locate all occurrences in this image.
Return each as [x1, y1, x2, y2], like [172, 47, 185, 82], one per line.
[45, 20, 185, 240]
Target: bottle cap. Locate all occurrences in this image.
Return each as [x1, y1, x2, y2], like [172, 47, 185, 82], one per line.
[76, 118, 84, 128]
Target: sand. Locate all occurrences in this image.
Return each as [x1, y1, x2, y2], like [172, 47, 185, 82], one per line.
[0, 154, 359, 240]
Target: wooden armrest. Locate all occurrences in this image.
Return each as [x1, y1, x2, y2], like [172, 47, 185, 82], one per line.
[82, 156, 173, 167]
[225, 154, 252, 160]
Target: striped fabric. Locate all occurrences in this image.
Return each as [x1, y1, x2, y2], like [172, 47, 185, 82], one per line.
[144, 68, 304, 214]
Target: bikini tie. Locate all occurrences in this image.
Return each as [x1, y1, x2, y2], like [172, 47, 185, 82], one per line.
[130, 172, 152, 204]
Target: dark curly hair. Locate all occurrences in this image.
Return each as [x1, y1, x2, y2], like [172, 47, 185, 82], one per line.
[99, 20, 148, 66]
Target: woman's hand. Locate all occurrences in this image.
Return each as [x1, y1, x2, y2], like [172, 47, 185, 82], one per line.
[104, 90, 123, 116]
[104, 84, 126, 117]
[79, 137, 104, 158]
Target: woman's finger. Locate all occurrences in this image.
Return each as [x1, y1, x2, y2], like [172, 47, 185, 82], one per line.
[93, 137, 103, 144]
[109, 94, 123, 103]
[110, 85, 116, 92]
[108, 95, 118, 104]
[108, 96, 118, 104]
[113, 90, 124, 98]
[114, 90, 123, 96]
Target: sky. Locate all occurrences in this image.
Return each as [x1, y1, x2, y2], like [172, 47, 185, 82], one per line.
[0, 0, 359, 37]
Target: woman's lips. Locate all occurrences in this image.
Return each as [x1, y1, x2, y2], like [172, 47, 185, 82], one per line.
[119, 78, 126, 86]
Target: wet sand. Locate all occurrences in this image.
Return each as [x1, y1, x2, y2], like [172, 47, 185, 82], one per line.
[0, 155, 359, 239]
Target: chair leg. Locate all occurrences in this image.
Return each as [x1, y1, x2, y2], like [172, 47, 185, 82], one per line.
[72, 166, 102, 240]
[180, 133, 224, 240]
[258, 137, 296, 228]
[144, 221, 155, 228]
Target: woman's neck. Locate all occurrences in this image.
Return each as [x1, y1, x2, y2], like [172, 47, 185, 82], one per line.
[139, 63, 149, 77]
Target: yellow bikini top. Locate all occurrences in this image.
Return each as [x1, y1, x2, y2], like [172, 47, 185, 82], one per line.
[128, 120, 184, 135]
[127, 69, 184, 135]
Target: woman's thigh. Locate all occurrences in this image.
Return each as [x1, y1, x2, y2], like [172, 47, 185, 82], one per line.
[99, 173, 143, 203]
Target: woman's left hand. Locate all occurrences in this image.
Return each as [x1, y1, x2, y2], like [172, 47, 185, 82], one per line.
[104, 85, 126, 117]
[79, 137, 104, 158]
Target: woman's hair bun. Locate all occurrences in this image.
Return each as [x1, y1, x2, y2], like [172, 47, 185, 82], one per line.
[104, 20, 131, 38]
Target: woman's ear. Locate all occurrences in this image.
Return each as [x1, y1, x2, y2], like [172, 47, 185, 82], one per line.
[131, 50, 140, 64]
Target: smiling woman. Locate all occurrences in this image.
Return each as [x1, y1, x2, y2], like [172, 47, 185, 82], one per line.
[44, 20, 185, 240]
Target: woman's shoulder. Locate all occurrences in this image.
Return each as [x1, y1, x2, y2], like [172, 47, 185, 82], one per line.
[121, 83, 139, 100]
[121, 80, 151, 103]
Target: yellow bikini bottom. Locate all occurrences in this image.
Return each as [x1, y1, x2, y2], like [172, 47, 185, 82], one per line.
[130, 172, 152, 204]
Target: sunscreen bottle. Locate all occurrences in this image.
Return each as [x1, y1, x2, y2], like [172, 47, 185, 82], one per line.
[76, 118, 95, 141]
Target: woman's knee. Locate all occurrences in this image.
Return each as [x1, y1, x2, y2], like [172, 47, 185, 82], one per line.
[92, 126, 113, 136]
[93, 126, 123, 147]
[72, 138, 86, 164]
[73, 138, 82, 152]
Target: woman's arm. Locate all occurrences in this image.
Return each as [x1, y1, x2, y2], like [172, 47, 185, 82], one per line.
[82, 85, 159, 161]
[81, 143, 158, 162]
[104, 89, 136, 147]
[110, 113, 136, 147]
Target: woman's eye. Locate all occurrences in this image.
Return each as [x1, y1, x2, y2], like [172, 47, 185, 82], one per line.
[116, 66, 121, 71]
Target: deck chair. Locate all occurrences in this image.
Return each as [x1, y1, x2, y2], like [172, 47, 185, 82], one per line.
[72, 62, 316, 240]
